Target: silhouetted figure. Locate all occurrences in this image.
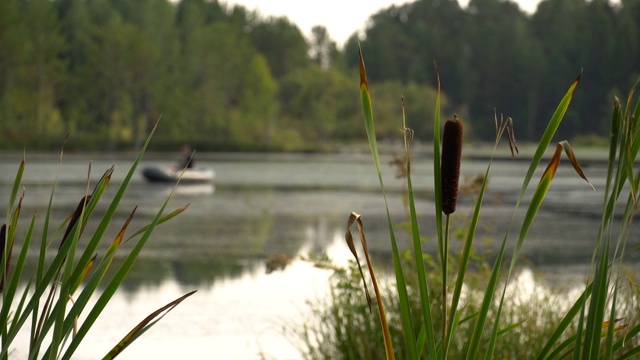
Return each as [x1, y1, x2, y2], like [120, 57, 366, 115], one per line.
[177, 145, 194, 169]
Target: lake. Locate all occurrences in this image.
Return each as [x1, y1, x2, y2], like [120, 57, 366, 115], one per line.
[1, 147, 638, 359]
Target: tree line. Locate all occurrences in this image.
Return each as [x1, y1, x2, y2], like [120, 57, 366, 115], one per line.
[0, 0, 638, 151]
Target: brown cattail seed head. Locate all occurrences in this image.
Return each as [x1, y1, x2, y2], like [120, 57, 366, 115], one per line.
[441, 115, 463, 215]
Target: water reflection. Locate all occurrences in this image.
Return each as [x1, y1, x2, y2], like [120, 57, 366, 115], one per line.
[74, 229, 349, 360]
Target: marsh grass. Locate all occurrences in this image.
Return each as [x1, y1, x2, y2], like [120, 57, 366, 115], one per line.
[311, 49, 640, 359]
[0, 123, 195, 359]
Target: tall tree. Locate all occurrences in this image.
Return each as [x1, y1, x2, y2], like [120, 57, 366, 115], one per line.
[310, 25, 339, 69]
[279, 65, 360, 144]
[0, 0, 27, 142]
[532, 0, 588, 138]
[466, 0, 543, 139]
[248, 17, 311, 79]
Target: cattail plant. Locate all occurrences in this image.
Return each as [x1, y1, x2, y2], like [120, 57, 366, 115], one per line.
[439, 114, 463, 347]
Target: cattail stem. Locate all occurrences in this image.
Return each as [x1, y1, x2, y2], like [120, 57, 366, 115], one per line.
[442, 214, 450, 355]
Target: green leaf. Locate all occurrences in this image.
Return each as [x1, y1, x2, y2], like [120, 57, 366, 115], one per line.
[358, 46, 417, 360]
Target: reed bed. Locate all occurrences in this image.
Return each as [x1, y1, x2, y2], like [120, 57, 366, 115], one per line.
[304, 49, 640, 359]
[0, 123, 194, 359]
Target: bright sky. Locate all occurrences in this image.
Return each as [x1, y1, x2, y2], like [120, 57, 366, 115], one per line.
[223, 0, 542, 47]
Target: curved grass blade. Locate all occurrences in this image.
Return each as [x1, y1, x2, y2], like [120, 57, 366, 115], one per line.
[358, 46, 418, 360]
[346, 213, 394, 360]
[30, 171, 109, 357]
[103, 290, 196, 359]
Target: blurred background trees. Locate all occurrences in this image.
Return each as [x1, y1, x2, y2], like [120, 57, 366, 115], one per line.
[0, 0, 638, 150]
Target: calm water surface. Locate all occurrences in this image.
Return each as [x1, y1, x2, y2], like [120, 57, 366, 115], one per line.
[0, 149, 637, 359]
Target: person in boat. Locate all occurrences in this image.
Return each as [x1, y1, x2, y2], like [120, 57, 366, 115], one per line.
[176, 145, 194, 170]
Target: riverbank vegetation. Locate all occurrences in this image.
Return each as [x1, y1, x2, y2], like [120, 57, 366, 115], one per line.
[1, 0, 640, 151]
[0, 127, 194, 358]
[293, 52, 640, 358]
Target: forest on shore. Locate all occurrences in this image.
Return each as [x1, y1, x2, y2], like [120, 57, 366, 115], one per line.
[1, 0, 639, 151]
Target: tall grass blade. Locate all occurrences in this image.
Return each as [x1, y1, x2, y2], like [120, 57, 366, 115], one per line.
[49, 194, 89, 360]
[32, 146, 65, 349]
[49, 208, 141, 359]
[29, 170, 111, 357]
[358, 46, 418, 359]
[400, 97, 437, 359]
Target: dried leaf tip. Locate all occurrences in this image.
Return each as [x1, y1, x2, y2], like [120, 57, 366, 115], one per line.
[358, 45, 368, 89]
[441, 115, 463, 215]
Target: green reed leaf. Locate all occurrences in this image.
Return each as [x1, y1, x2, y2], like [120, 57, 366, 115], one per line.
[404, 104, 436, 359]
[358, 46, 417, 360]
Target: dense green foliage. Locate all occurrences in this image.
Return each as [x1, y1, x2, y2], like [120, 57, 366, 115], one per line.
[348, 0, 640, 140]
[1, 0, 639, 150]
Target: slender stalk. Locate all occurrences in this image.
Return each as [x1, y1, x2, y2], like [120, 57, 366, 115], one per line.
[442, 213, 450, 355]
